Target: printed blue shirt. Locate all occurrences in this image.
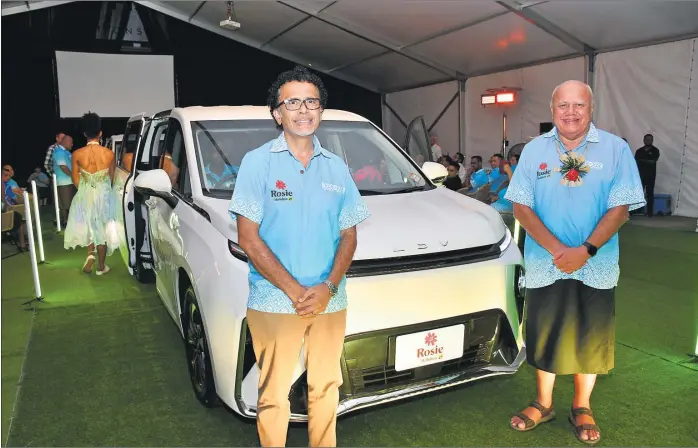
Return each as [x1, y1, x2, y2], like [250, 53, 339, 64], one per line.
[228, 132, 371, 314]
[504, 123, 646, 289]
[4, 180, 17, 205]
[52, 147, 73, 186]
[6, 179, 20, 203]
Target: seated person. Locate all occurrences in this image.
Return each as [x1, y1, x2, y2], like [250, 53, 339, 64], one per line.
[204, 157, 238, 188]
[122, 151, 134, 172]
[2, 165, 24, 202]
[27, 167, 50, 206]
[491, 154, 517, 213]
[160, 153, 180, 187]
[488, 153, 510, 198]
[2, 169, 27, 251]
[468, 167, 489, 193]
[443, 161, 463, 191]
[352, 164, 382, 186]
[349, 151, 383, 187]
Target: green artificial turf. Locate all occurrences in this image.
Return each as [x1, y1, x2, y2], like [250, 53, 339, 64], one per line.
[1, 294, 34, 445]
[3, 217, 697, 447]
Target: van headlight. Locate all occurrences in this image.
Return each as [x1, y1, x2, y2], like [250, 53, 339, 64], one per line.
[498, 228, 513, 253]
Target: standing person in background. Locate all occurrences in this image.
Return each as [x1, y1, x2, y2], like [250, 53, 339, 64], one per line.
[505, 80, 645, 445]
[634, 133, 660, 217]
[454, 152, 467, 184]
[430, 133, 442, 162]
[52, 135, 75, 226]
[44, 132, 65, 176]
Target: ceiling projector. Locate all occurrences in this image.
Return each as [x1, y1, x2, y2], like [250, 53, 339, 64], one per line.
[220, 19, 241, 30]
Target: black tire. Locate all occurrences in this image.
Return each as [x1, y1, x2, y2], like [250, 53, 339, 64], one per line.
[182, 286, 219, 407]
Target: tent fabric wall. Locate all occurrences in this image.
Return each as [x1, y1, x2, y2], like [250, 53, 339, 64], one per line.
[465, 57, 586, 162]
[383, 81, 460, 157]
[595, 39, 697, 218]
[678, 39, 698, 217]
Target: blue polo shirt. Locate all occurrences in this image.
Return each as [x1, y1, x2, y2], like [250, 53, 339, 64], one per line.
[228, 132, 370, 314]
[505, 123, 646, 290]
[52, 146, 73, 187]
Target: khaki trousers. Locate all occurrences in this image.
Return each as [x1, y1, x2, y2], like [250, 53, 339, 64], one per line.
[246, 308, 347, 448]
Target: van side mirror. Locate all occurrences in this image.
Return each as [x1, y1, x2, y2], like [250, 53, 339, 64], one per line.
[134, 169, 178, 208]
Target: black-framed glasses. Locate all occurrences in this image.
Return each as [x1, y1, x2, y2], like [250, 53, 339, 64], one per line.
[276, 97, 321, 111]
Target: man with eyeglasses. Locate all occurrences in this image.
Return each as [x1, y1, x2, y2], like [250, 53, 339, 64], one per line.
[228, 66, 369, 447]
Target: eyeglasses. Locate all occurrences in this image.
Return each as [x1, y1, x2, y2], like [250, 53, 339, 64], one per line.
[276, 97, 322, 111]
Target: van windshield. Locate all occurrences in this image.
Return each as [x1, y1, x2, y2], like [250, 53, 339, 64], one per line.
[190, 119, 431, 198]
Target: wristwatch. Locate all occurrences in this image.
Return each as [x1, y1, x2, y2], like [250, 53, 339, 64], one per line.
[583, 241, 598, 257]
[324, 280, 338, 296]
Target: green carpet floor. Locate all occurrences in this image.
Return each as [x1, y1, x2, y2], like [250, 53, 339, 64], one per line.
[2, 216, 697, 446]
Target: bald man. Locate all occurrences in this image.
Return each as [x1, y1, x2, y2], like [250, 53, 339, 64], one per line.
[504, 80, 645, 444]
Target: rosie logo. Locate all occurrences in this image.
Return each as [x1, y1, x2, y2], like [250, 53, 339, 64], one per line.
[271, 180, 293, 201]
[537, 162, 551, 180]
[416, 332, 444, 361]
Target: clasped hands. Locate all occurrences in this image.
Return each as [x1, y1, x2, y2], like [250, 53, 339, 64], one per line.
[291, 283, 332, 318]
[553, 245, 590, 274]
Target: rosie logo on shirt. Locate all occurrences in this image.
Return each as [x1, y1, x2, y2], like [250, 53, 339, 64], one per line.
[271, 179, 293, 201]
[537, 162, 552, 180]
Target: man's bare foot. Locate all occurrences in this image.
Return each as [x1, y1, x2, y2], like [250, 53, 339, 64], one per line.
[570, 407, 600, 444]
[510, 400, 553, 430]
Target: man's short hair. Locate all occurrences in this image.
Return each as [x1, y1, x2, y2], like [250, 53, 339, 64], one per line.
[448, 161, 460, 171]
[550, 80, 595, 110]
[471, 155, 482, 163]
[266, 66, 328, 129]
[644, 133, 653, 139]
[492, 153, 504, 159]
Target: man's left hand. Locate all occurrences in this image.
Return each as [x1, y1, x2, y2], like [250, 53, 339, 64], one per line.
[554, 246, 590, 274]
[294, 283, 332, 317]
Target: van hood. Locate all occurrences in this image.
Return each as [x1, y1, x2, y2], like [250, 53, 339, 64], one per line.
[198, 187, 506, 260]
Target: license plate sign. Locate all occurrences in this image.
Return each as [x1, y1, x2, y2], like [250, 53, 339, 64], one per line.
[394, 324, 465, 372]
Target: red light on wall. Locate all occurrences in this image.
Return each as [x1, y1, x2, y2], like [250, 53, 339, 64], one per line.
[497, 92, 515, 103]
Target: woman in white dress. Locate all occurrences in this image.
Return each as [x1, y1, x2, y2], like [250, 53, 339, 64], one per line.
[64, 113, 120, 275]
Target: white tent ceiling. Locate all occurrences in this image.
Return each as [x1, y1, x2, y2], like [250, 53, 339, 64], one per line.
[4, 0, 698, 93]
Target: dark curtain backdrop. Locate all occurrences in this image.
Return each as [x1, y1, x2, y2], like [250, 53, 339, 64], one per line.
[1, 1, 381, 184]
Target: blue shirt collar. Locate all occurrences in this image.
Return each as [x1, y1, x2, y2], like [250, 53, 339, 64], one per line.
[543, 122, 600, 143]
[269, 132, 331, 159]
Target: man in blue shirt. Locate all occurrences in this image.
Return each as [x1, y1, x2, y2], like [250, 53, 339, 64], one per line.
[229, 66, 369, 448]
[1, 165, 23, 203]
[52, 135, 75, 225]
[505, 81, 645, 445]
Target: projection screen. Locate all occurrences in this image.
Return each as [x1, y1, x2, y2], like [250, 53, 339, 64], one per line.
[55, 51, 175, 118]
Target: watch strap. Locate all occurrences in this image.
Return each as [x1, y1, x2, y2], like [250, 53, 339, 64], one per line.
[324, 280, 338, 296]
[583, 241, 598, 256]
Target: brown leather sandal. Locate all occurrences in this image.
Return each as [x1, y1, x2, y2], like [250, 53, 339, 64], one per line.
[510, 400, 556, 432]
[569, 407, 601, 445]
